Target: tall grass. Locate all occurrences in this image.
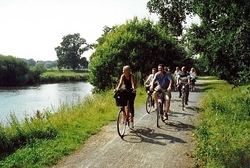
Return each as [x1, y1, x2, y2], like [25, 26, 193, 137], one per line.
[195, 79, 250, 167]
[40, 69, 89, 83]
[0, 87, 147, 167]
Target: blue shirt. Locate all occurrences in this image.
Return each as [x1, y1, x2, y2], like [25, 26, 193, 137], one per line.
[153, 72, 172, 89]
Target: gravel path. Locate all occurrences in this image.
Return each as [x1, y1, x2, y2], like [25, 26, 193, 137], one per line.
[51, 80, 203, 168]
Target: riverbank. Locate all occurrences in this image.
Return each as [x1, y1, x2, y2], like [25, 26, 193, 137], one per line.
[0, 87, 147, 167]
[39, 69, 89, 84]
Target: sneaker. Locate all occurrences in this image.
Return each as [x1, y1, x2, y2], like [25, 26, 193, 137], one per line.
[162, 113, 168, 121]
[129, 122, 134, 129]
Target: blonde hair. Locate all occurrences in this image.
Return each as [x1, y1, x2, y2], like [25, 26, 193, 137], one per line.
[123, 65, 131, 73]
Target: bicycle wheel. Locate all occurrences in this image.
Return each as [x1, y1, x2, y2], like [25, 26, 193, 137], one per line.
[117, 109, 126, 138]
[146, 95, 152, 114]
[157, 102, 162, 127]
[181, 89, 185, 111]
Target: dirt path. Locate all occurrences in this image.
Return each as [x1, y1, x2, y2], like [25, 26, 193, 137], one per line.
[51, 80, 203, 168]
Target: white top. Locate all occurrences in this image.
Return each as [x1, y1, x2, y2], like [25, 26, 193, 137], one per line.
[189, 72, 196, 79]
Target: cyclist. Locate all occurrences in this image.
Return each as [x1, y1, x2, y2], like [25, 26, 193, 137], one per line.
[150, 64, 172, 121]
[173, 66, 182, 90]
[115, 65, 136, 129]
[189, 67, 196, 91]
[164, 66, 170, 72]
[144, 68, 157, 92]
[177, 66, 191, 105]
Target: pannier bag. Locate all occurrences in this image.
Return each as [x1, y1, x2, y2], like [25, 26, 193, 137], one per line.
[114, 88, 128, 106]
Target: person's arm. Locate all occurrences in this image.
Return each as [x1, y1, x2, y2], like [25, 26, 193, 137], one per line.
[116, 74, 124, 90]
[167, 73, 172, 91]
[144, 74, 151, 85]
[131, 74, 136, 92]
[150, 74, 157, 91]
[188, 75, 191, 84]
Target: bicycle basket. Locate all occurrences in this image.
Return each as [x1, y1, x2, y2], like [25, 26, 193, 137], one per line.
[114, 89, 128, 106]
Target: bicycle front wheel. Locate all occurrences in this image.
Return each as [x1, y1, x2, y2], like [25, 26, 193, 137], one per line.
[117, 109, 126, 138]
[146, 95, 152, 114]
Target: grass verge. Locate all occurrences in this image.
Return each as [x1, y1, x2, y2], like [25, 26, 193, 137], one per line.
[0, 87, 147, 168]
[194, 79, 250, 167]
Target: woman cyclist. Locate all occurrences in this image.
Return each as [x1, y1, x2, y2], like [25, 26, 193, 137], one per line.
[115, 65, 136, 129]
[189, 67, 197, 91]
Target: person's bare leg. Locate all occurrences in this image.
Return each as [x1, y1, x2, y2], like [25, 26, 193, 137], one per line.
[165, 99, 170, 113]
[153, 91, 158, 110]
[163, 97, 170, 120]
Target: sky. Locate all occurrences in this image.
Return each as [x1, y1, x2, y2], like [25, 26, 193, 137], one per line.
[0, 0, 158, 61]
[0, 0, 199, 61]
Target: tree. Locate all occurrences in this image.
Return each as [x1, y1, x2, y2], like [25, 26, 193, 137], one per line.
[186, 0, 250, 85]
[148, 0, 250, 85]
[22, 58, 36, 66]
[55, 33, 90, 70]
[0, 55, 30, 86]
[147, 0, 193, 36]
[89, 17, 186, 91]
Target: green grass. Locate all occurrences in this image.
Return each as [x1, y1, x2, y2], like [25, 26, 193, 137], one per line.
[40, 69, 89, 83]
[0, 87, 147, 168]
[194, 79, 250, 168]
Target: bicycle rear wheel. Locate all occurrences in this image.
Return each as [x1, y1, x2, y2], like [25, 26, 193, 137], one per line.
[157, 102, 162, 127]
[181, 89, 185, 111]
[117, 108, 126, 138]
[146, 95, 152, 114]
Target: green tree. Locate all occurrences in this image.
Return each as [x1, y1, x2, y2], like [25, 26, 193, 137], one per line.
[148, 0, 250, 85]
[22, 58, 36, 66]
[0, 55, 30, 86]
[147, 0, 193, 36]
[55, 33, 90, 70]
[28, 64, 47, 84]
[44, 61, 57, 69]
[186, 0, 250, 85]
[89, 17, 186, 91]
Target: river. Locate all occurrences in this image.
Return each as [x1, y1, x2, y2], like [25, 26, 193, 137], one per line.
[0, 82, 93, 125]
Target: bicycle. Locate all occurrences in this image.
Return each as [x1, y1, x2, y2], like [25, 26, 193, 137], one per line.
[180, 83, 189, 111]
[116, 101, 130, 138]
[114, 89, 131, 138]
[190, 77, 196, 91]
[154, 88, 165, 128]
[145, 90, 154, 114]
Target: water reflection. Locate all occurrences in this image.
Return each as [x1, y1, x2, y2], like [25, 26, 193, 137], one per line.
[0, 82, 93, 124]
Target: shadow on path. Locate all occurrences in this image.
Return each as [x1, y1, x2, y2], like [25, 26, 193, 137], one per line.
[122, 126, 187, 145]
